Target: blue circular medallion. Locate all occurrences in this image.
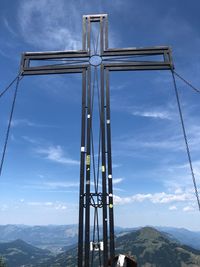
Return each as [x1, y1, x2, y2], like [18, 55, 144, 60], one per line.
[89, 55, 102, 66]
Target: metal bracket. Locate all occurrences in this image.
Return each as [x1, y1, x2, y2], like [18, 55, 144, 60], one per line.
[90, 241, 104, 251]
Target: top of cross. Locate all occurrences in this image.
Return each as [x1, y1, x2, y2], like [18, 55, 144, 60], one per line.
[20, 14, 173, 76]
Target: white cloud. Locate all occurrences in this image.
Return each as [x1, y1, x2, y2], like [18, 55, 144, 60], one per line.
[22, 136, 39, 144]
[11, 119, 37, 127]
[0, 204, 8, 211]
[132, 110, 171, 120]
[140, 140, 182, 150]
[3, 17, 17, 37]
[112, 163, 121, 168]
[20, 180, 79, 192]
[43, 181, 79, 189]
[55, 204, 67, 210]
[27, 202, 42, 206]
[169, 205, 177, 211]
[111, 83, 130, 91]
[17, 0, 117, 52]
[174, 188, 183, 194]
[44, 202, 53, 206]
[183, 206, 195, 212]
[114, 193, 152, 204]
[151, 192, 192, 204]
[175, 160, 200, 177]
[114, 191, 194, 205]
[113, 178, 124, 185]
[36, 145, 79, 165]
[11, 119, 55, 128]
[18, 0, 81, 50]
[27, 201, 68, 211]
[115, 135, 184, 153]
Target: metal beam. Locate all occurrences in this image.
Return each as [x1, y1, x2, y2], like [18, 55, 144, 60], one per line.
[103, 46, 171, 55]
[105, 62, 172, 71]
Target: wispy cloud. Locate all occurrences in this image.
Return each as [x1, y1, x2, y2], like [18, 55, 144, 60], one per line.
[115, 134, 184, 153]
[112, 163, 121, 168]
[0, 204, 8, 211]
[17, 0, 118, 51]
[3, 17, 17, 37]
[36, 145, 79, 165]
[129, 102, 177, 121]
[132, 110, 171, 120]
[27, 201, 53, 206]
[42, 181, 79, 189]
[20, 180, 79, 193]
[22, 136, 39, 144]
[113, 178, 124, 185]
[169, 205, 177, 211]
[11, 118, 56, 128]
[0, 48, 7, 57]
[27, 201, 68, 210]
[110, 83, 130, 91]
[183, 205, 195, 212]
[18, 0, 81, 50]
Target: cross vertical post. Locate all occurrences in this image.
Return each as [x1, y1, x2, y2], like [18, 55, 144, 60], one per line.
[20, 13, 173, 267]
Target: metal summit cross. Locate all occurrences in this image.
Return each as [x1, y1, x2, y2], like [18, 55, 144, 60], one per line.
[20, 14, 173, 267]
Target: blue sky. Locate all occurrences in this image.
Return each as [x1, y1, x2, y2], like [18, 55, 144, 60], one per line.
[0, 0, 200, 230]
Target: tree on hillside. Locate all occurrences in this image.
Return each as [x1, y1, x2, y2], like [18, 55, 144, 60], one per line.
[0, 256, 6, 267]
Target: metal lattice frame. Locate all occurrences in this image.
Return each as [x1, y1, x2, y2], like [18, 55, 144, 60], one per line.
[20, 14, 173, 267]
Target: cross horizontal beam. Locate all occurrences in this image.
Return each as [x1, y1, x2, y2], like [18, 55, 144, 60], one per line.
[20, 51, 89, 75]
[21, 64, 87, 75]
[102, 46, 172, 56]
[20, 46, 173, 76]
[104, 61, 172, 71]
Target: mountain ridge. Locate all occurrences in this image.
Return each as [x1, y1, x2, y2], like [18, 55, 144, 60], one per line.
[0, 224, 200, 252]
[1, 227, 200, 267]
[115, 227, 200, 267]
[0, 239, 53, 267]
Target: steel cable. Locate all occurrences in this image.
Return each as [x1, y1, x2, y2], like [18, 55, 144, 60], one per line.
[91, 67, 97, 193]
[0, 74, 21, 99]
[95, 67, 102, 193]
[171, 70, 200, 211]
[0, 75, 22, 176]
[90, 66, 103, 266]
[173, 70, 200, 94]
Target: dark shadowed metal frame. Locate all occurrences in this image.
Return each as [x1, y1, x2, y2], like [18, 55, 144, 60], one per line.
[20, 14, 173, 267]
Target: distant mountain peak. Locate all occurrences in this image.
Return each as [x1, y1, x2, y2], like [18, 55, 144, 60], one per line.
[137, 226, 165, 240]
[11, 238, 27, 244]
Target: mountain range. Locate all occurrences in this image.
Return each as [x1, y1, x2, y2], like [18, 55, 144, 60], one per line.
[0, 224, 200, 253]
[0, 239, 53, 267]
[0, 224, 78, 253]
[0, 227, 200, 267]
